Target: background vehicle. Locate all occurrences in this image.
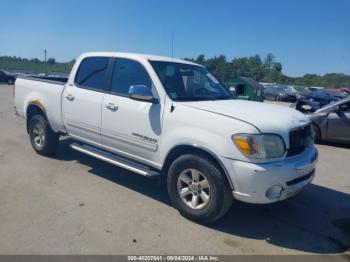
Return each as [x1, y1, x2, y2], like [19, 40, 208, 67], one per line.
[263, 85, 297, 102]
[308, 97, 350, 144]
[290, 99, 321, 114]
[14, 52, 317, 224]
[0, 70, 16, 85]
[287, 85, 310, 98]
[303, 90, 340, 106]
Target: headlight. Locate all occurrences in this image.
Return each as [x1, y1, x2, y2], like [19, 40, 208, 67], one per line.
[232, 134, 285, 159]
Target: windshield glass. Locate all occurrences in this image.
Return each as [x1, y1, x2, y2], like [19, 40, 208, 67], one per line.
[150, 61, 232, 101]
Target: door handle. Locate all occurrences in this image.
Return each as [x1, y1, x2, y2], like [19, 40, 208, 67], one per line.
[65, 94, 75, 101]
[105, 103, 119, 111]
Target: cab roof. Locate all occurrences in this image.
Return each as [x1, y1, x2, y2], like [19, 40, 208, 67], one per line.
[81, 52, 201, 66]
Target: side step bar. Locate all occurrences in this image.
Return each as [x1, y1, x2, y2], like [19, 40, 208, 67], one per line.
[70, 143, 161, 177]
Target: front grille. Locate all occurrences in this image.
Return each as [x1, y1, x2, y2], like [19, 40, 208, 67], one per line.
[287, 124, 312, 157]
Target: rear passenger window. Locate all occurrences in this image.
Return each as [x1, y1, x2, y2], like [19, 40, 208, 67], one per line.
[111, 58, 152, 95]
[75, 57, 109, 91]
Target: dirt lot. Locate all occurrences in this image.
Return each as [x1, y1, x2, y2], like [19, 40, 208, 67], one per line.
[0, 84, 349, 255]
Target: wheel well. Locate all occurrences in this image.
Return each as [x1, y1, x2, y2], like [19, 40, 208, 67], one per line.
[26, 104, 47, 133]
[162, 145, 233, 189]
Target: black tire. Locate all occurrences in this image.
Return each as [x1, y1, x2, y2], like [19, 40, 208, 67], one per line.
[275, 95, 281, 101]
[7, 79, 14, 85]
[312, 124, 321, 143]
[167, 154, 233, 224]
[28, 115, 59, 156]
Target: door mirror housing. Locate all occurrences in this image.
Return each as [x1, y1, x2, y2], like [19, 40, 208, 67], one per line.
[129, 85, 158, 103]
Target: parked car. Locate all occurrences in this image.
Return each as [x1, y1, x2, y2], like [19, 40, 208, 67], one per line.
[14, 52, 318, 223]
[290, 99, 321, 114]
[0, 70, 16, 85]
[337, 88, 350, 95]
[287, 85, 310, 98]
[307, 97, 350, 144]
[318, 89, 347, 99]
[263, 85, 297, 102]
[304, 90, 340, 106]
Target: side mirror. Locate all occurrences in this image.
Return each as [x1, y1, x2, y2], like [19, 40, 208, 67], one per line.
[129, 85, 158, 103]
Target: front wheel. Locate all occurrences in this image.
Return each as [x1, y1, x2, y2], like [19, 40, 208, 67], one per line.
[29, 115, 59, 156]
[167, 154, 233, 224]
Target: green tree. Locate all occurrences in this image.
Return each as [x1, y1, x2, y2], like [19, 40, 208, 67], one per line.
[264, 53, 275, 82]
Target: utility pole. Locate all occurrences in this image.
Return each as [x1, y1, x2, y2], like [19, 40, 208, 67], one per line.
[44, 49, 47, 62]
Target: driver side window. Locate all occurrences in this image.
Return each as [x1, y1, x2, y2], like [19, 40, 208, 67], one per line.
[111, 58, 153, 96]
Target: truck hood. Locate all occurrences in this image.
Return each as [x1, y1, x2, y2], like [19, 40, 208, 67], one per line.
[179, 100, 309, 134]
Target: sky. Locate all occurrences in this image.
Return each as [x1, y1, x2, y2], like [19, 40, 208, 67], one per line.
[0, 0, 349, 76]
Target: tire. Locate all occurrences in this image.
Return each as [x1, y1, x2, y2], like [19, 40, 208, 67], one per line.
[275, 95, 281, 101]
[28, 115, 59, 156]
[7, 79, 14, 85]
[167, 154, 233, 224]
[312, 124, 321, 144]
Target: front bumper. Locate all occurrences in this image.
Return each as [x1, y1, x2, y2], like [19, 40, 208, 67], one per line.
[220, 145, 318, 204]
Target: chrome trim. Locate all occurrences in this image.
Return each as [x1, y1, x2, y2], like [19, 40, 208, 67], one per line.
[66, 118, 100, 135]
[68, 133, 161, 169]
[101, 143, 161, 169]
[129, 85, 155, 103]
[69, 134, 102, 147]
[101, 128, 158, 152]
[71, 144, 150, 176]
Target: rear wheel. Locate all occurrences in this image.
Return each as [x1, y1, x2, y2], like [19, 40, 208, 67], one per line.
[29, 115, 59, 156]
[167, 154, 233, 224]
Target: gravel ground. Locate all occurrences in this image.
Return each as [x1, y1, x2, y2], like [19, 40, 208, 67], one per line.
[0, 85, 349, 255]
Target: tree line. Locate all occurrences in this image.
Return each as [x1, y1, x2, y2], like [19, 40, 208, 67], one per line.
[0, 56, 75, 74]
[1, 54, 349, 87]
[185, 54, 350, 88]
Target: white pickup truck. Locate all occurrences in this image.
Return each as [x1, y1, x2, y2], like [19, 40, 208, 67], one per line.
[15, 52, 318, 223]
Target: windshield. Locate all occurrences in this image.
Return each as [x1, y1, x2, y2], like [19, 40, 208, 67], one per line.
[150, 61, 232, 101]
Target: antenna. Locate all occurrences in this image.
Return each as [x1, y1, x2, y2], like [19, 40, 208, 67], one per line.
[171, 32, 174, 62]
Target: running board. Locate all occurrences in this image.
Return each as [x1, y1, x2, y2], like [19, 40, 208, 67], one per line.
[70, 143, 160, 177]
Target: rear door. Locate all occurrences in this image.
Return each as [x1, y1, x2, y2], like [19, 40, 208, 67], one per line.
[101, 57, 161, 166]
[62, 56, 111, 146]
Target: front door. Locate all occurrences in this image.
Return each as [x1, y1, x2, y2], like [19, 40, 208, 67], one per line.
[101, 57, 161, 166]
[0, 71, 5, 83]
[62, 56, 110, 146]
[327, 101, 350, 143]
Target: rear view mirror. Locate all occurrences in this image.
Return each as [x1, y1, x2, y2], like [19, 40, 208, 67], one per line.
[129, 85, 158, 103]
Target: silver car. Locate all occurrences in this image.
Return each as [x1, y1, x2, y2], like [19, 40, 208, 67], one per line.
[310, 97, 350, 144]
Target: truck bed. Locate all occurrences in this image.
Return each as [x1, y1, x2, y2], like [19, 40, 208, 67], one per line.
[14, 76, 66, 133]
